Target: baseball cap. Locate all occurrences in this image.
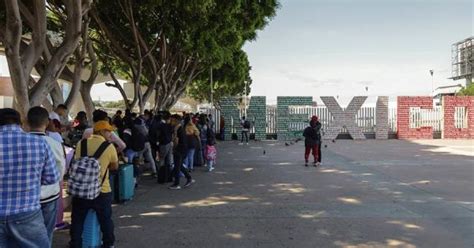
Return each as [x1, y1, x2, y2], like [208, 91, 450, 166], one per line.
[94, 120, 115, 132]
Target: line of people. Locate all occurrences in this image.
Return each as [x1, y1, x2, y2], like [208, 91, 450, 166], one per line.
[0, 105, 218, 248]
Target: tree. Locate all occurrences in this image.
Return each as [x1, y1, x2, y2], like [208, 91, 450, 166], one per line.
[90, 0, 279, 112]
[0, 0, 92, 117]
[188, 49, 252, 108]
[457, 83, 474, 96]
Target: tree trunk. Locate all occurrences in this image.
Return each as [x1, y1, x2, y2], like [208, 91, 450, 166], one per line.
[80, 81, 94, 121]
[50, 82, 65, 107]
[65, 61, 83, 109]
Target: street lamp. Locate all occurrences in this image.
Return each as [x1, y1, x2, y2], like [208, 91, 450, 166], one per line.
[429, 69, 434, 95]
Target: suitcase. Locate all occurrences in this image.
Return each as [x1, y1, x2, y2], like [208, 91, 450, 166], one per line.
[118, 164, 134, 202]
[82, 210, 101, 248]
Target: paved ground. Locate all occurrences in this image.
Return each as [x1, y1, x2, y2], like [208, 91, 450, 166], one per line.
[53, 140, 474, 248]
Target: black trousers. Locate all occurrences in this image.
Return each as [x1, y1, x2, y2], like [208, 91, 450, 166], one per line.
[70, 193, 114, 248]
[241, 131, 249, 143]
[172, 152, 192, 186]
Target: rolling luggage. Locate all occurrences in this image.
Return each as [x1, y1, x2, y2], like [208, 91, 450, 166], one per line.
[82, 210, 101, 248]
[118, 163, 134, 202]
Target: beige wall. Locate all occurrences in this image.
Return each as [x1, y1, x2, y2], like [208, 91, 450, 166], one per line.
[0, 77, 14, 97]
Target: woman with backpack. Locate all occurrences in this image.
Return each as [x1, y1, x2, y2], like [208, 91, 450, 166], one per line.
[184, 116, 200, 172]
[303, 115, 322, 167]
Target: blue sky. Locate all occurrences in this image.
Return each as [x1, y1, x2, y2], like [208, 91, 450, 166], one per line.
[243, 0, 473, 104]
[1, 0, 472, 105]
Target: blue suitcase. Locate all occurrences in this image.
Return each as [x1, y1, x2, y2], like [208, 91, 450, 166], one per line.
[82, 210, 101, 248]
[118, 164, 134, 202]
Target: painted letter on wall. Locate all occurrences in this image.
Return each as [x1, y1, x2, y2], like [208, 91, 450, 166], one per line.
[397, 96, 434, 139]
[442, 96, 474, 139]
[321, 96, 367, 140]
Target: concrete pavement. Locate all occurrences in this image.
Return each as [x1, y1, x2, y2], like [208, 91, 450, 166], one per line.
[53, 140, 474, 248]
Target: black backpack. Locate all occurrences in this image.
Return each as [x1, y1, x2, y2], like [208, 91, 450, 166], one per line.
[131, 126, 147, 151]
[243, 120, 251, 129]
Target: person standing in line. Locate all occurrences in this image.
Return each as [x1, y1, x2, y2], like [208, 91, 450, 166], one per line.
[220, 115, 225, 140]
[156, 112, 174, 173]
[206, 126, 217, 172]
[112, 110, 124, 132]
[0, 108, 60, 248]
[184, 116, 201, 172]
[303, 116, 322, 167]
[240, 116, 250, 145]
[27, 106, 67, 244]
[69, 121, 119, 248]
[83, 110, 126, 152]
[168, 115, 194, 190]
[208, 114, 215, 131]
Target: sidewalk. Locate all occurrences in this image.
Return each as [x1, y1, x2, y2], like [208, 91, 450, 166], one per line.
[53, 140, 474, 248]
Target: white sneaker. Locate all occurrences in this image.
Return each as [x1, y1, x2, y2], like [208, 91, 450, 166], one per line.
[208, 167, 215, 172]
[246, 143, 249, 145]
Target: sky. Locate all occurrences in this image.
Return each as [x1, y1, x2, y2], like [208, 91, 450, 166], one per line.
[243, 0, 473, 104]
[1, 0, 472, 105]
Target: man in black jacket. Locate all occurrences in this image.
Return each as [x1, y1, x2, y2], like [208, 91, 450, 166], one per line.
[156, 112, 174, 172]
[303, 116, 322, 167]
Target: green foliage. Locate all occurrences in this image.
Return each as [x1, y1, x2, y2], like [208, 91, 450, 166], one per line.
[457, 83, 474, 96]
[188, 49, 252, 103]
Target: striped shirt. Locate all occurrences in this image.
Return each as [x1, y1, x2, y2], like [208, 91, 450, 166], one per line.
[0, 125, 59, 216]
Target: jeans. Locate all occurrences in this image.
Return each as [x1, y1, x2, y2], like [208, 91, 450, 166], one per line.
[0, 209, 50, 248]
[41, 198, 59, 244]
[70, 193, 114, 248]
[172, 152, 192, 186]
[158, 143, 173, 169]
[207, 160, 215, 170]
[184, 149, 196, 170]
[241, 131, 249, 143]
[125, 149, 138, 164]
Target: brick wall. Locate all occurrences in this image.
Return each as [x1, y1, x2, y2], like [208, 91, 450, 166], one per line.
[247, 96, 267, 140]
[276, 97, 313, 141]
[397, 96, 433, 139]
[442, 96, 474, 139]
[376, 96, 389, 140]
[220, 97, 240, 141]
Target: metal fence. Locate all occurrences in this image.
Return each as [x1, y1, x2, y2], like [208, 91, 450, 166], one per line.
[206, 105, 459, 137]
[409, 107, 443, 131]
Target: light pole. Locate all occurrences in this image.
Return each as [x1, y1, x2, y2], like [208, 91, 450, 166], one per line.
[244, 80, 248, 117]
[429, 69, 434, 95]
[210, 67, 213, 109]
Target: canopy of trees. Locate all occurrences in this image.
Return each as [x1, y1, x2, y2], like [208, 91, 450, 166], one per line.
[0, 0, 279, 117]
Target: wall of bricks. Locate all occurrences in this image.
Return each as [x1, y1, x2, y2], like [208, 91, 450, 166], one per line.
[276, 97, 313, 141]
[397, 96, 433, 139]
[247, 96, 267, 140]
[442, 96, 474, 139]
[376, 96, 389, 140]
[220, 97, 240, 141]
